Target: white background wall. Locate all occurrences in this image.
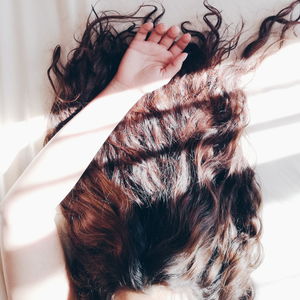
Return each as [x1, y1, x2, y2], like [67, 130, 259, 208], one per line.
[1, 0, 300, 299]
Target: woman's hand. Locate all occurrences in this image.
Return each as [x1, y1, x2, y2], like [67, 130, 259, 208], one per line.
[112, 22, 191, 94]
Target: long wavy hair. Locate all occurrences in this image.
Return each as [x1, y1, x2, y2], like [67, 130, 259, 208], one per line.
[45, 1, 300, 299]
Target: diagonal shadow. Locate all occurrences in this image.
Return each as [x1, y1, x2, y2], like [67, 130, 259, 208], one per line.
[247, 113, 300, 133]
[256, 153, 300, 202]
[246, 79, 300, 96]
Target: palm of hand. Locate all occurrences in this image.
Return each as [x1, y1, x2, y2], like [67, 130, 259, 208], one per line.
[114, 23, 191, 94]
[120, 40, 173, 88]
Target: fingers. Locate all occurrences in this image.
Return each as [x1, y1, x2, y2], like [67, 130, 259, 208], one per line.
[134, 22, 154, 41]
[169, 33, 191, 57]
[135, 22, 191, 56]
[147, 23, 167, 43]
[147, 23, 191, 54]
[159, 25, 180, 49]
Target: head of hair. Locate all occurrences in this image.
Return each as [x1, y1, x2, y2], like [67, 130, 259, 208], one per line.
[45, 1, 300, 299]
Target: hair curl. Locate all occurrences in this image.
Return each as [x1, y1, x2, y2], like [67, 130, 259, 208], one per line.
[45, 1, 300, 299]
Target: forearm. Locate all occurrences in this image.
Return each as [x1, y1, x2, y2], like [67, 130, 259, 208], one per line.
[0, 82, 143, 299]
[1, 82, 143, 243]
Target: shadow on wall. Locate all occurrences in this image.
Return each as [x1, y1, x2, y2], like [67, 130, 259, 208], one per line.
[246, 80, 300, 97]
[247, 113, 300, 133]
[256, 152, 300, 202]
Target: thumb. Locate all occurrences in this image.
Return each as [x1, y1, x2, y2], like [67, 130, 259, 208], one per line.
[164, 52, 188, 77]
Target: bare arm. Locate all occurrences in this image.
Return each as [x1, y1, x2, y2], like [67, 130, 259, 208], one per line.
[0, 22, 190, 300]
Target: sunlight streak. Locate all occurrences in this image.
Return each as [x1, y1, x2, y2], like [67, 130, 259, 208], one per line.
[242, 122, 300, 166]
[13, 267, 69, 299]
[252, 195, 300, 296]
[0, 116, 47, 175]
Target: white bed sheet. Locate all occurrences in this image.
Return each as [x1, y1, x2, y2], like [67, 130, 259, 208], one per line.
[1, 0, 299, 299]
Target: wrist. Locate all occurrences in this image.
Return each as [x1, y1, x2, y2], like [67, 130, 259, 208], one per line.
[101, 78, 145, 100]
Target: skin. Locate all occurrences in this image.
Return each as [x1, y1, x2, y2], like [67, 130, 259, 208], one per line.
[114, 22, 191, 93]
[114, 285, 191, 300]
[0, 23, 191, 300]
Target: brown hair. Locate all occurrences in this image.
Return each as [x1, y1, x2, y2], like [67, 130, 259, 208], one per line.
[45, 1, 300, 299]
